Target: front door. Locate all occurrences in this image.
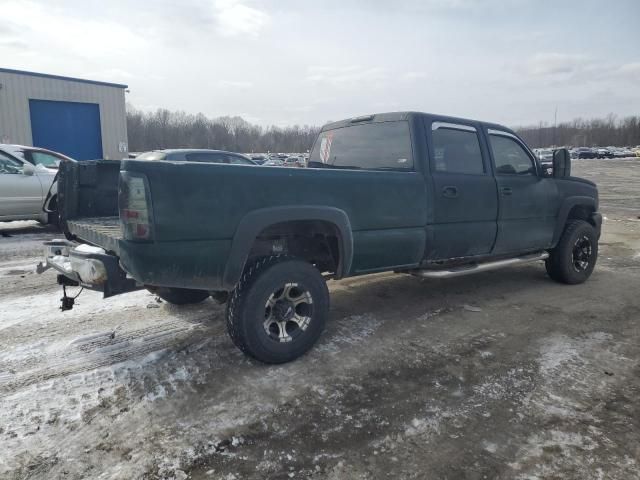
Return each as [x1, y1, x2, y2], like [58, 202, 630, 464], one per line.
[426, 121, 498, 260]
[486, 129, 558, 254]
[0, 152, 44, 219]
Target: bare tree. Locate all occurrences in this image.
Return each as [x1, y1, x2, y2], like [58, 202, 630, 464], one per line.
[127, 104, 640, 153]
[516, 114, 640, 148]
[126, 104, 320, 153]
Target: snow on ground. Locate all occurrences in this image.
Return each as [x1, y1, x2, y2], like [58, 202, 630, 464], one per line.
[0, 220, 42, 231]
[0, 235, 54, 261]
[0, 262, 387, 478]
[0, 284, 222, 477]
[1, 159, 639, 479]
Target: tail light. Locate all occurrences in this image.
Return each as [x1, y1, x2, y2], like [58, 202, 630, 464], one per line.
[119, 172, 154, 241]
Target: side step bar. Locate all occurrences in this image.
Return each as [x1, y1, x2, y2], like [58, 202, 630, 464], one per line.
[411, 252, 549, 279]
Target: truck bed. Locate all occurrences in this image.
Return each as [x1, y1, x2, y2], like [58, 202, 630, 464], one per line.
[57, 159, 123, 252]
[67, 217, 122, 253]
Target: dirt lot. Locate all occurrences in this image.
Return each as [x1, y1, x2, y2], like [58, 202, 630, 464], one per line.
[1, 159, 639, 480]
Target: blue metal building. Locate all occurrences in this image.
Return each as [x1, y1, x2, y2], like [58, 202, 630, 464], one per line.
[0, 68, 128, 160]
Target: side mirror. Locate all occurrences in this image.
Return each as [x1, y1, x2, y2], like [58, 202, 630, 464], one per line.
[552, 148, 571, 178]
[22, 162, 36, 176]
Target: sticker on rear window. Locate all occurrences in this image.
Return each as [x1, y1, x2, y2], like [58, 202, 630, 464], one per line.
[319, 133, 333, 163]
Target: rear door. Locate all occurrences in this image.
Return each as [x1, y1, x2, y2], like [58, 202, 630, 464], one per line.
[486, 129, 558, 253]
[309, 119, 427, 273]
[426, 121, 498, 259]
[0, 151, 44, 218]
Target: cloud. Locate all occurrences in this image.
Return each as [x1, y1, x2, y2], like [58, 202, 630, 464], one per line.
[526, 52, 594, 76]
[616, 62, 640, 81]
[0, 21, 29, 49]
[81, 68, 135, 80]
[217, 80, 254, 89]
[213, 0, 270, 37]
[0, 38, 29, 50]
[401, 71, 429, 81]
[364, 0, 529, 14]
[306, 65, 387, 87]
[1, 1, 145, 59]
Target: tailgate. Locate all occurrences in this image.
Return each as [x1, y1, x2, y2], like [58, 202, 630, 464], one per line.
[58, 159, 122, 241]
[67, 217, 122, 253]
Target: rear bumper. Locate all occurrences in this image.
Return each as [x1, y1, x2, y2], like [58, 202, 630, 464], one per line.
[42, 240, 140, 297]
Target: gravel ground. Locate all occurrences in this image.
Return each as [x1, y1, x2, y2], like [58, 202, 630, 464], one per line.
[0, 159, 639, 480]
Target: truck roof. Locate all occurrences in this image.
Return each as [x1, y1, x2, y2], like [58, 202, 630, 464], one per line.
[321, 111, 513, 135]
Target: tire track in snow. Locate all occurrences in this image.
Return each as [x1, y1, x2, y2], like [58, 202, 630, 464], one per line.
[0, 320, 213, 396]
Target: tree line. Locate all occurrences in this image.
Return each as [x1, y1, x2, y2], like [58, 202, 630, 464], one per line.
[127, 106, 640, 153]
[515, 114, 640, 149]
[126, 106, 320, 154]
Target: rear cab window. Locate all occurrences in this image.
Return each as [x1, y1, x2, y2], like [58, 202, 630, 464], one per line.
[310, 121, 414, 171]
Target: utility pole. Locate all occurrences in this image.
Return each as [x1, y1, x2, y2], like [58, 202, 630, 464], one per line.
[553, 106, 558, 147]
[539, 121, 542, 147]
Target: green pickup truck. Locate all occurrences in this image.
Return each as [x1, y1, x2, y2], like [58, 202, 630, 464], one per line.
[43, 112, 601, 363]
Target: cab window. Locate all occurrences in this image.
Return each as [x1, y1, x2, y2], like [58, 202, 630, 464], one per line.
[431, 123, 484, 175]
[489, 133, 536, 175]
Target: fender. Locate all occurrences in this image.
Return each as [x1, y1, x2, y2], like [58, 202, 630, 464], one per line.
[551, 196, 597, 247]
[222, 206, 354, 290]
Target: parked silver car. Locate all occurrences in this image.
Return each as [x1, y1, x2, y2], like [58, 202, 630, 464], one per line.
[0, 146, 62, 224]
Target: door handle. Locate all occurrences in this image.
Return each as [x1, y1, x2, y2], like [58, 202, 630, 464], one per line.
[500, 186, 513, 196]
[442, 186, 458, 198]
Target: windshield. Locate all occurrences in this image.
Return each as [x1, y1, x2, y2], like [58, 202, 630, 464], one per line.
[136, 151, 167, 160]
[31, 151, 62, 168]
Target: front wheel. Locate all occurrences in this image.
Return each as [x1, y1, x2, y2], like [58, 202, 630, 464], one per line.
[546, 219, 598, 284]
[226, 256, 329, 364]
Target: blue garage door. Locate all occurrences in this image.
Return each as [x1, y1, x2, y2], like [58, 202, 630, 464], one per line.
[29, 99, 103, 160]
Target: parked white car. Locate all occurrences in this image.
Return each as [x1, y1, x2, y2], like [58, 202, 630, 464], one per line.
[0, 147, 60, 224]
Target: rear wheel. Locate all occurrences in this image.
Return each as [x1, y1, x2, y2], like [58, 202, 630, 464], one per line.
[151, 287, 210, 305]
[546, 219, 598, 284]
[47, 211, 60, 227]
[226, 255, 329, 364]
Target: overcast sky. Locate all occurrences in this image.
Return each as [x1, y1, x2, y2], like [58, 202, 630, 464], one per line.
[2, 0, 639, 127]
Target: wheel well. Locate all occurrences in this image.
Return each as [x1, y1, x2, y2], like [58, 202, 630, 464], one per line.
[247, 220, 342, 276]
[567, 204, 595, 226]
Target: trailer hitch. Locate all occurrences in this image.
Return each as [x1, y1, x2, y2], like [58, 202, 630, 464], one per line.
[58, 275, 83, 311]
[60, 285, 84, 311]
